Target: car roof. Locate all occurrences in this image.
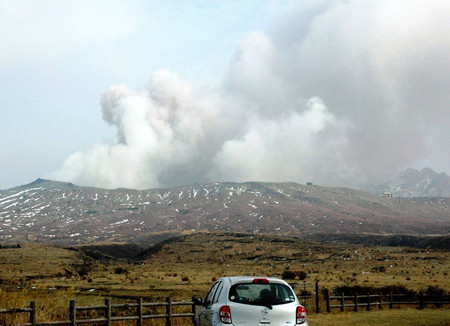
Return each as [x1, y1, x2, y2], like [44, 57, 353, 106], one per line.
[222, 276, 289, 285]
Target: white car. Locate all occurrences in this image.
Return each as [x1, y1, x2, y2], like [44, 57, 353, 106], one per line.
[194, 276, 308, 326]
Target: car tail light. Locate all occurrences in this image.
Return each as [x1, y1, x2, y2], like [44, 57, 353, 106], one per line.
[296, 306, 306, 324]
[252, 278, 269, 284]
[219, 305, 232, 324]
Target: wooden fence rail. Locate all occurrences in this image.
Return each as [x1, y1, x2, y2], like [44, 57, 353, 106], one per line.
[0, 297, 196, 326]
[291, 280, 320, 313]
[324, 290, 450, 313]
[1, 290, 449, 325]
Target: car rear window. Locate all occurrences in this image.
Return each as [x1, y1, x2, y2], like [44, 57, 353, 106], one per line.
[228, 283, 296, 306]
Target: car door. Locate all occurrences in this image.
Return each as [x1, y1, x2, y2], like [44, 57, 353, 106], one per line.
[204, 281, 224, 326]
[198, 281, 219, 326]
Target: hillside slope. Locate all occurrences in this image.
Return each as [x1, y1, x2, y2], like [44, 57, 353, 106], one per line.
[0, 179, 449, 244]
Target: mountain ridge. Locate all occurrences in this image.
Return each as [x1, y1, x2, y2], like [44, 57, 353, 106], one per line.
[1, 179, 448, 244]
[366, 167, 450, 197]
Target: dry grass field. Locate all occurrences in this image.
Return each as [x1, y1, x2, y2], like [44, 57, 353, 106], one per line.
[308, 308, 450, 325]
[0, 232, 448, 324]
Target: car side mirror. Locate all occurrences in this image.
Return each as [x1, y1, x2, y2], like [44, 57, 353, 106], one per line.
[192, 296, 204, 305]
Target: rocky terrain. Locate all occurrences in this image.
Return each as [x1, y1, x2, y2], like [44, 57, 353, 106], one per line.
[367, 167, 450, 197]
[0, 179, 448, 244]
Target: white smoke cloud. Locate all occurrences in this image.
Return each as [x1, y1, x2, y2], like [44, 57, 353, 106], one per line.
[211, 97, 351, 185]
[52, 71, 226, 189]
[50, 0, 450, 189]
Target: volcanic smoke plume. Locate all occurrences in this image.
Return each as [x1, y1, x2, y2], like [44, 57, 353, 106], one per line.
[50, 1, 450, 190]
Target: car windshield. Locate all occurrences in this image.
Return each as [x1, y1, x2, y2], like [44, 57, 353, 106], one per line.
[228, 283, 296, 307]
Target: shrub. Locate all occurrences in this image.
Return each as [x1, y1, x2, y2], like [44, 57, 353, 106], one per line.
[296, 271, 307, 280]
[333, 285, 377, 295]
[114, 267, 128, 274]
[371, 266, 386, 273]
[379, 285, 416, 297]
[299, 290, 311, 296]
[282, 270, 307, 280]
[75, 265, 89, 277]
[424, 285, 446, 307]
[282, 270, 296, 279]
[424, 285, 446, 298]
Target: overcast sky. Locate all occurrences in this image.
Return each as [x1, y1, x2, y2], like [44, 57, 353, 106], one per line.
[1, 0, 449, 190]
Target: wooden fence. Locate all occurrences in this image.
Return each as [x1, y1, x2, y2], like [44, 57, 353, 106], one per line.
[1, 290, 449, 325]
[0, 297, 195, 326]
[291, 281, 320, 313]
[324, 290, 450, 313]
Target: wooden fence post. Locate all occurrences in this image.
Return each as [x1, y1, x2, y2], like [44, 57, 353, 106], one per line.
[389, 291, 393, 309]
[315, 281, 320, 313]
[340, 293, 345, 312]
[325, 289, 330, 313]
[419, 291, 424, 310]
[137, 298, 143, 326]
[30, 301, 37, 326]
[105, 298, 111, 326]
[166, 297, 172, 326]
[69, 300, 76, 326]
[353, 292, 358, 312]
[378, 293, 382, 309]
[366, 293, 370, 311]
[192, 299, 197, 325]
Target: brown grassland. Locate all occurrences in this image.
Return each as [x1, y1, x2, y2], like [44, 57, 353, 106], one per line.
[307, 309, 450, 325]
[0, 232, 449, 325]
